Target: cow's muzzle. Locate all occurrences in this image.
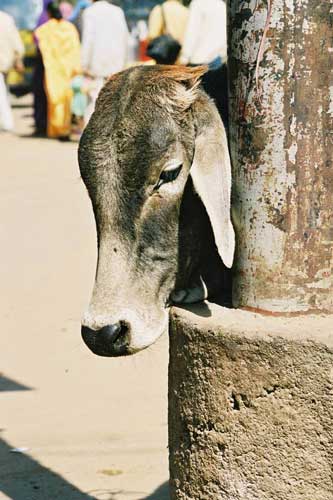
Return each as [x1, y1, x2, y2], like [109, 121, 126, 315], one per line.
[81, 322, 131, 357]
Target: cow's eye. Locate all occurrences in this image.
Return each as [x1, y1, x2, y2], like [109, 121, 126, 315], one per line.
[156, 164, 182, 189]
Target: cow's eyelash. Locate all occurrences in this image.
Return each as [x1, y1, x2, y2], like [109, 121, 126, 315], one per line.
[155, 165, 183, 190]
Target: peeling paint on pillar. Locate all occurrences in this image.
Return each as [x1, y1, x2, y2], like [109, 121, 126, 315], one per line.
[229, 0, 333, 313]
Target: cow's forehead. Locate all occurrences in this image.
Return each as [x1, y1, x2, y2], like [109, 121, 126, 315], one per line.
[81, 98, 180, 176]
[93, 68, 168, 127]
[79, 66, 196, 192]
[81, 115, 178, 176]
[79, 121, 182, 215]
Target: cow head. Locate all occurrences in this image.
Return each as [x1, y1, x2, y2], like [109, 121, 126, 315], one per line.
[79, 65, 234, 357]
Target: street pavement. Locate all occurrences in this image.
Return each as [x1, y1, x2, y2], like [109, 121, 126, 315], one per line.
[0, 97, 169, 500]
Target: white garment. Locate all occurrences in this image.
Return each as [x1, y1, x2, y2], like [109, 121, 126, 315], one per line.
[0, 11, 24, 73]
[0, 73, 14, 131]
[81, 1, 129, 78]
[180, 0, 227, 65]
[84, 76, 105, 125]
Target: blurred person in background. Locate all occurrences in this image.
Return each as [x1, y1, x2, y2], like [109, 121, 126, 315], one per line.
[137, 20, 149, 62]
[68, 0, 91, 39]
[36, 0, 51, 27]
[0, 10, 24, 132]
[179, 0, 227, 69]
[70, 74, 87, 138]
[148, 0, 188, 46]
[35, 2, 81, 139]
[127, 23, 140, 64]
[81, 0, 128, 124]
[59, 1, 74, 19]
[33, 0, 51, 136]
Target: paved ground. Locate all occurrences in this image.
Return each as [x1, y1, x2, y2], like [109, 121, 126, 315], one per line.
[0, 97, 169, 500]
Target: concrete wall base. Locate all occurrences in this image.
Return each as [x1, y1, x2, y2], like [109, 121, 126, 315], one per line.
[169, 303, 333, 500]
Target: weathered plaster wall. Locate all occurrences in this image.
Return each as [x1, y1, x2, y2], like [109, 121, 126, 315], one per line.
[169, 304, 333, 500]
[229, 0, 333, 312]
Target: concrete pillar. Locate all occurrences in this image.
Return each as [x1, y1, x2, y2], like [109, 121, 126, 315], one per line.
[169, 305, 333, 500]
[229, 0, 333, 313]
[169, 1, 333, 498]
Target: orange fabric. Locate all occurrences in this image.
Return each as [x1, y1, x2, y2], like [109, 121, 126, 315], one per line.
[35, 19, 81, 137]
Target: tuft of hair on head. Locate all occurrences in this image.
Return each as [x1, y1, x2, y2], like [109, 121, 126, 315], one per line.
[152, 65, 208, 115]
[156, 64, 208, 87]
[47, 2, 63, 20]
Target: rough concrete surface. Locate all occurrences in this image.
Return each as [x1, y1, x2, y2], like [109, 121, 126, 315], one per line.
[0, 97, 169, 500]
[169, 303, 333, 500]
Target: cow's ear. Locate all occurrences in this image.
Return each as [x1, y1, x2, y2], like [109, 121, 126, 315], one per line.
[161, 65, 208, 112]
[190, 99, 235, 268]
[161, 64, 208, 88]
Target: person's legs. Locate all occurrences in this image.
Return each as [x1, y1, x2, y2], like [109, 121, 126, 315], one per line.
[84, 77, 105, 126]
[0, 73, 14, 131]
[32, 52, 47, 135]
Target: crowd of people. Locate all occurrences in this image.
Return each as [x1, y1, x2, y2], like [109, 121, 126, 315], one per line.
[148, 0, 227, 69]
[0, 0, 227, 140]
[0, 9, 25, 132]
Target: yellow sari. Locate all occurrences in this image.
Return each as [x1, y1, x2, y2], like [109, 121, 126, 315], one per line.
[35, 19, 81, 138]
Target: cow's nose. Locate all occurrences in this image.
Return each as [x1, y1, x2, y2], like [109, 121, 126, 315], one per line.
[100, 323, 122, 343]
[81, 322, 130, 357]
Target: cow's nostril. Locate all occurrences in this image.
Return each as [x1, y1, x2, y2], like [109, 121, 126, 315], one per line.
[81, 322, 130, 357]
[100, 323, 123, 345]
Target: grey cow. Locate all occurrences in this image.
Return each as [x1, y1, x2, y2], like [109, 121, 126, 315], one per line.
[79, 64, 235, 357]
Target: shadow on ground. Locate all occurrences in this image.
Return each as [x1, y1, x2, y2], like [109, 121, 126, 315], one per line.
[142, 481, 169, 500]
[0, 437, 96, 500]
[87, 480, 170, 499]
[0, 437, 169, 500]
[0, 374, 32, 392]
